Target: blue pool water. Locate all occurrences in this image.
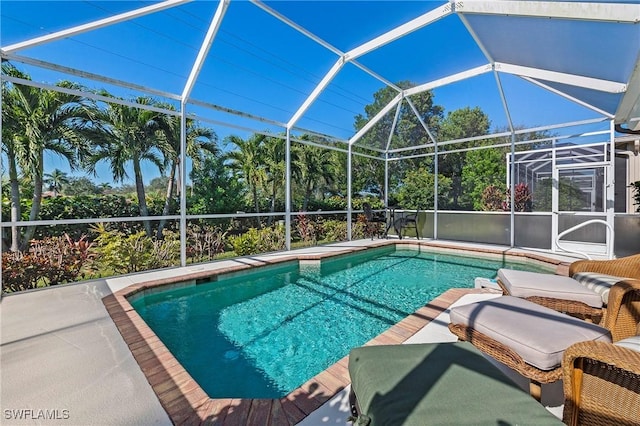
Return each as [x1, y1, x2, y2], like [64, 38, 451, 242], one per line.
[131, 246, 550, 398]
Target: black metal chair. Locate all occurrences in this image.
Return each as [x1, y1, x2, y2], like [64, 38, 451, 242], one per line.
[362, 202, 386, 239]
[396, 207, 420, 239]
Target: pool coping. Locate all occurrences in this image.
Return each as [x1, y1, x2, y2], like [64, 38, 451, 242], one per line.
[102, 240, 569, 425]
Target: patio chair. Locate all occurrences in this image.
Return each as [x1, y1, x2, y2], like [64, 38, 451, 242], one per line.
[496, 253, 640, 323]
[362, 202, 386, 239]
[448, 278, 640, 400]
[562, 337, 640, 426]
[395, 207, 420, 240]
[348, 341, 564, 425]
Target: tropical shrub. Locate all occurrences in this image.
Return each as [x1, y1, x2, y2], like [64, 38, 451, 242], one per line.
[352, 197, 384, 211]
[352, 220, 366, 240]
[313, 219, 365, 242]
[36, 195, 141, 238]
[481, 183, 533, 212]
[91, 224, 180, 274]
[230, 225, 286, 256]
[324, 196, 348, 211]
[295, 213, 315, 244]
[317, 219, 346, 242]
[259, 225, 286, 253]
[462, 144, 507, 210]
[481, 185, 504, 211]
[186, 223, 228, 262]
[396, 168, 452, 210]
[2, 252, 53, 293]
[1, 234, 95, 293]
[230, 228, 262, 256]
[298, 196, 384, 213]
[498, 183, 533, 212]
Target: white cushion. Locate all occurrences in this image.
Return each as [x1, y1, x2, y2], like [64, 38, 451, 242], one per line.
[572, 272, 630, 305]
[450, 296, 612, 370]
[614, 335, 640, 353]
[498, 269, 603, 308]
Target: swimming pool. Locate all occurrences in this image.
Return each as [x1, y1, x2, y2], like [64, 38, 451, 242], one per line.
[130, 245, 549, 399]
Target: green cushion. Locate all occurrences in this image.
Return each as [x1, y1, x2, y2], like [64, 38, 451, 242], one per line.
[348, 342, 564, 425]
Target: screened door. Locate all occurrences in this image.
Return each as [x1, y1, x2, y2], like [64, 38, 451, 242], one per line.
[552, 163, 613, 258]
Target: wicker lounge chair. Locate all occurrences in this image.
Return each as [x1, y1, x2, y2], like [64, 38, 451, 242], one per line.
[562, 338, 640, 426]
[496, 253, 640, 323]
[448, 278, 640, 400]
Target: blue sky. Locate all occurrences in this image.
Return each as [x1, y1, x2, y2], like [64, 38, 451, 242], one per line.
[1, 0, 626, 185]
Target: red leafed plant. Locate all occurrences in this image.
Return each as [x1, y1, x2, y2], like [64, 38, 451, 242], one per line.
[503, 183, 532, 212]
[2, 234, 95, 293]
[481, 185, 505, 211]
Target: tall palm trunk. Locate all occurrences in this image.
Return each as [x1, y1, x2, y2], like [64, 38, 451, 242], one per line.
[303, 179, 313, 211]
[156, 160, 177, 239]
[21, 151, 44, 251]
[252, 184, 261, 228]
[268, 182, 277, 225]
[133, 158, 152, 237]
[7, 148, 22, 252]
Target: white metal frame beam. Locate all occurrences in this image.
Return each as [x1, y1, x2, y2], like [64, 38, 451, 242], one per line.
[495, 62, 627, 93]
[250, 0, 342, 56]
[493, 70, 516, 246]
[494, 71, 515, 133]
[385, 102, 403, 152]
[404, 64, 493, 97]
[189, 97, 287, 129]
[2, 74, 181, 116]
[455, 1, 640, 23]
[2, 53, 182, 101]
[406, 97, 438, 144]
[344, 3, 454, 62]
[349, 93, 403, 146]
[182, 0, 229, 101]
[251, 1, 402, 92]
[282, 0, 452, 141]
[287, 57, 345, 129]
[1, 0, 192, 54]
[387, 117, 608, 157]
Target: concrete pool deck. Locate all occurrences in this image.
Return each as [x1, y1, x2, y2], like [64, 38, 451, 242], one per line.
[0, 239, 577, 425]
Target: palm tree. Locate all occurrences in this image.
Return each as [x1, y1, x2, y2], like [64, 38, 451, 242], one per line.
[1, 66, 24, 251]
[298, 144, 335, 210]
[98, 182, 112, 194]
[262, 136, 301, 222]
[86, 95, 172, 237]
[155, 113, 218, 238]
[1, 63, 97, 250]
[44, 168, 70, 196]
[226, 134, 267, 218]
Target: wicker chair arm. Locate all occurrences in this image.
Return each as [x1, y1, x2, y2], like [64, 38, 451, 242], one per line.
[569, 253, 640, 279]
[563, 340, 640, 383]
[603, 278, 640, 341]
[562, 341, 640, 426]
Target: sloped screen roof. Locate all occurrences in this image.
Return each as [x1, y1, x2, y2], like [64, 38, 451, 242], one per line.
[1, 0, 639, 152]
